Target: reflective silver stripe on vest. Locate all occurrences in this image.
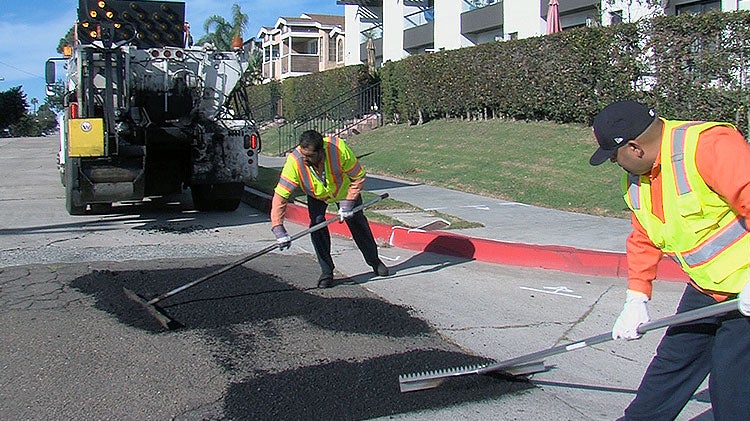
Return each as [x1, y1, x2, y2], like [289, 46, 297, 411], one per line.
[627, 173, 641, 210]
[681, 218, 746, 267]
[671, 122, 702, 196]
[290, 149, 314, 193]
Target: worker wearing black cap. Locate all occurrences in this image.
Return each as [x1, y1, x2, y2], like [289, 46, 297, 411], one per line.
[590, 100, 750, 419]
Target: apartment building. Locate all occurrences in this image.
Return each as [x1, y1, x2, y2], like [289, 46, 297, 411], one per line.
[256, 13, 346, 82]
[339, 0, 750, 68]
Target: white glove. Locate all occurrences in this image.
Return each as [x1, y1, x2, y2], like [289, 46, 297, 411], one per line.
[739, 281, 750, 316]
[612, 290, 650, 340]
[271, 225, 291, 251]
[338, 199, 355, 222]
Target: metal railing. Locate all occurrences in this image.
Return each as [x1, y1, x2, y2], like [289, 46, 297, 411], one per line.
[249, 98, 279, 126]
[404, 7, 434, 30]
[276, 82, 382, 155]
[462, 0, 501, 12]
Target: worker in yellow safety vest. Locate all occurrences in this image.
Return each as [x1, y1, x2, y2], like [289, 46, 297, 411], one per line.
[271, 129, 389, 288]
[589, 100, 750, 419]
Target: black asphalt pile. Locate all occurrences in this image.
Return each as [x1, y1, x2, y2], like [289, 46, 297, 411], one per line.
[67, 259, 525, 418]
[70, 266, 433, 336]
[223, 349, 533, 420]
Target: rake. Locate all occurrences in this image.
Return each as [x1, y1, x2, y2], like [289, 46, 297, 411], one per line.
[123, 192, 389, 330]
[399, 298, 739, 392]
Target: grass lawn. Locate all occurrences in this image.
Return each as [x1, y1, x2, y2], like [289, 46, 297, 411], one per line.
[257, 118, 629, 221]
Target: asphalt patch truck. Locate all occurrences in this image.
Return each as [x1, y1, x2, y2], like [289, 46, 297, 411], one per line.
[46, 0, 261, 215]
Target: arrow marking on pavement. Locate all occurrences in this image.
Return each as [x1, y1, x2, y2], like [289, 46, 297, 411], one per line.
[519, 286, 582, 298]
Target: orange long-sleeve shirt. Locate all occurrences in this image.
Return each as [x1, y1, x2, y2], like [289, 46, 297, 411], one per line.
[626, 125, 750, 299]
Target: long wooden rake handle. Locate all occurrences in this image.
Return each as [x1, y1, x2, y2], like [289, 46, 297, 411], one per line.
[476, 298, 739, 374]
[399, 298, 739, 392]
[145, 192, 389, 305]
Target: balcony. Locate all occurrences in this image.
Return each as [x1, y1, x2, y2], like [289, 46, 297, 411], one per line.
[281, 54, 320, 75]
[404, 8, 434, 51]
[462, 0, 501, 12]
[461, 1, 503, 36]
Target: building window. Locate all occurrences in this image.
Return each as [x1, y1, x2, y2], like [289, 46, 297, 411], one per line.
[337, 39, 344, 62]
[328, 37, 336, 62]
[676, 0, 721, 15]
[610, 10, 623, 24]
[307, 39, 318, 55]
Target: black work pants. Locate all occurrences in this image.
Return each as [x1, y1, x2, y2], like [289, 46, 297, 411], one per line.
[624, 284, 750, 420]
[307, 195, 380, 277]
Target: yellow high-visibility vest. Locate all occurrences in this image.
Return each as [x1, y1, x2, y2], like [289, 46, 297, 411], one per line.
[623, 119, 749, 293]
[274, 136, 364, 204]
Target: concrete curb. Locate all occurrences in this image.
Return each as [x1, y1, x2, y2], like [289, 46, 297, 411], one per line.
[242, 187, 688, 282]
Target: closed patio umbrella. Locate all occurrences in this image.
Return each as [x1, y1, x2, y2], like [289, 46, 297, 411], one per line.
[546, 0, 562, 35]
[366, 37, 376, 75]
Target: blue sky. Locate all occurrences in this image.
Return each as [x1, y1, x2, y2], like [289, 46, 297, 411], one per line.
[0, 0, 344, 108]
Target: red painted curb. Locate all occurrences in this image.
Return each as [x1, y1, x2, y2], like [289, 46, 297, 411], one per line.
[279, 199, 689, 282]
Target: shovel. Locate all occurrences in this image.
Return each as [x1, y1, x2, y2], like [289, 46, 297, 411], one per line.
[398, 298, 739, 392]
[124, 192, 389, 330]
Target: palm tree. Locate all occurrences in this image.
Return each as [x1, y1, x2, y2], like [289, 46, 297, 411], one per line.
[196, 3, 248, 50]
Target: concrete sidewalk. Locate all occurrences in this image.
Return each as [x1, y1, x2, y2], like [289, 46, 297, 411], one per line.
[256, 156, 687, 282]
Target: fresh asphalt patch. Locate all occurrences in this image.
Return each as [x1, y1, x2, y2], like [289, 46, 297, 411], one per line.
[224, 350, 533, 420]
[66, 256, 534, 418]
[70, 266, 434, 335]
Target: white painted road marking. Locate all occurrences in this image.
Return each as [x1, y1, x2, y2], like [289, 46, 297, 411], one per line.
[519, 286, 582, 299]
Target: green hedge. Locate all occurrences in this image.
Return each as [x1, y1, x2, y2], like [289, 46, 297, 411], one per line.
[247, 11, 750, 134]
[245, 65, 374, 122]
[380, 10, 750, 133]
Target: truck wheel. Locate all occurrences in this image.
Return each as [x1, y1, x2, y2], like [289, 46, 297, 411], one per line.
[213, 183, 243, 211]
[90, 203, 113, 214]
[191, 185, 212, 211]
[64, 160, 86, 215]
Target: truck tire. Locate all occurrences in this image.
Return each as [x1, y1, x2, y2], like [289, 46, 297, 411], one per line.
[64, 159, 86, 215]
[191, 182, 243, 212]
[191, 184, 212, 211]
[213, 183, 244, 211]
[90, 203, 113, 214]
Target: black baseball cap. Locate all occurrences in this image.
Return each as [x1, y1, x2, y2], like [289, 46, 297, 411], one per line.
[589, 100, 657, 166]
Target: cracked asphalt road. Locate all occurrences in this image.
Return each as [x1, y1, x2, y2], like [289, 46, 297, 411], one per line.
[0, 136, 712, 420]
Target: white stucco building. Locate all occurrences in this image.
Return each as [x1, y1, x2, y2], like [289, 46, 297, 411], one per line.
[338, 0, 750, 68]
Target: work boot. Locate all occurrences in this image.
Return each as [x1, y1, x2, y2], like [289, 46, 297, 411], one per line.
[317, 273, 334, 288]
[371, 261, 389, 277]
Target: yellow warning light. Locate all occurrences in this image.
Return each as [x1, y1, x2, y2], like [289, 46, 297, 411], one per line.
[89, 30, 98, 38]
[90, 10, 98, 18]
[82, 21, 90, 28]
[114, 22, 121, 28]
[106, 11, 114, 19]
[98, 1, 106, 8]
[63, 45, 73, 57]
